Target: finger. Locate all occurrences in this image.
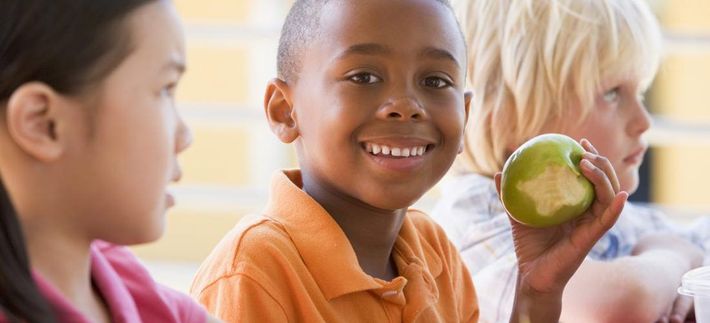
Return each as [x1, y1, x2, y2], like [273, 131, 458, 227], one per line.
[583, 151, 621, 194]
[580, 159, 616, 205]
[599, 191, 627, 231]
[583, 191, 626, 247]
[571, 191, 626, 253]
[669, 295, 693, 323]
[580, 138, 599, 155]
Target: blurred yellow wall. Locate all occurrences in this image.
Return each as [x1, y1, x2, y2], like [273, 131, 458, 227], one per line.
[652, 0, 710, 212]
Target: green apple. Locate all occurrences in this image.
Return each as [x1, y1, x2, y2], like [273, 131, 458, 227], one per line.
[501, 133, 595, 228]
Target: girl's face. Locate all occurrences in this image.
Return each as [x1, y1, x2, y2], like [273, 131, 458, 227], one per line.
[553, 76, 652, 194]
[71, 0, 190, 244]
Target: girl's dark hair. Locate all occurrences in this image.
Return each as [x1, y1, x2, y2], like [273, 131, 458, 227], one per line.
[0, 0, 157, 321]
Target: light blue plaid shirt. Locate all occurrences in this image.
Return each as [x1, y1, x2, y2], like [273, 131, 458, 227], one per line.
[431, 173, 710, 323]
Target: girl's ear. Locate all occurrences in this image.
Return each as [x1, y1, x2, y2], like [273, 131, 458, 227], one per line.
[264, 78, 299, 143]
[5, 82, 67, 162]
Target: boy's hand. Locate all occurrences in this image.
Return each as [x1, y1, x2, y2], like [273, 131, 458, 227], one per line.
[500, 139, 628, 322]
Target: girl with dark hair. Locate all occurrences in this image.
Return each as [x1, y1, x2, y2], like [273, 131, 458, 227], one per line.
[0, 1, 217, 322]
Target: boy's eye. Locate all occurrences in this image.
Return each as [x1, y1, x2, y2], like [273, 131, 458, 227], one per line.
[603, 87, 620, 104]
[422, 76, 451, 89]
[348, 73, 382, 84]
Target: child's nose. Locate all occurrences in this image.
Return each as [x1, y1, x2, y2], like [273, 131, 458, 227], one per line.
[628, 99, 652, 136]
[175, 116, 193, 154]
[377, 97, 429, 121]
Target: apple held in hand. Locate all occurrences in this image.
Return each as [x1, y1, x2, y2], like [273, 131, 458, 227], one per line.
[501, 133, 595, 228]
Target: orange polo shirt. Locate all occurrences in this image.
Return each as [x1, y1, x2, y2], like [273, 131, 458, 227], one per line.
[190, 170, 479, 322]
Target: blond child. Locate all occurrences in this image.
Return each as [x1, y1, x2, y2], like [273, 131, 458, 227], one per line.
[432, 0, 705, 322]
[190, 0, 627, 322]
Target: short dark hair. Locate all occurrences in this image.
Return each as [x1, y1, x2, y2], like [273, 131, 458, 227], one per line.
[276, 0, 458, 83]
[0, 0, 156, 321]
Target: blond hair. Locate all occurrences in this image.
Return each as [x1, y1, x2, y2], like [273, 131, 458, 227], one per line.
[454, 0, 662, 177]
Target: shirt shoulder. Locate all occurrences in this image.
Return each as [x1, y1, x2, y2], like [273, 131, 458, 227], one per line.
[406, 209, 466, 270]
[407, 209, 453, 246]
[189, 213, 300, 298]
[430, 173, 507, 246]
[434, 173, 499, 213]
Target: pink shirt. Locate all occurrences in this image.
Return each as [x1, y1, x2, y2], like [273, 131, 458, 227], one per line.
[2, 241, 207, 323]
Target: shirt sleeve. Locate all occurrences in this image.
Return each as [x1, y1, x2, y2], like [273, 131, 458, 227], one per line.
[430, 175, 518, 322]
[456, 208, 517, 323]
[473, 254, 517, 323]
[446, 236, 480, 323]
[192, 271, 288, 323]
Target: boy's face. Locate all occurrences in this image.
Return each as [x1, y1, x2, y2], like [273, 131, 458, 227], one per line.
[556, 76, 652, 194]
[283, 0, 470, 210]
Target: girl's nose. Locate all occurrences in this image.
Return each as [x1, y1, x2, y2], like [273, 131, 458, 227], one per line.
[175, 116, 192, 154]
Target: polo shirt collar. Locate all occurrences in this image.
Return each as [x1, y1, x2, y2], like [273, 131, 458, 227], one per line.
[263, 170, 443, 301]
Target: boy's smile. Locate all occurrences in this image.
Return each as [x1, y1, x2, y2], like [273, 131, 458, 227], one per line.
[274, 0, 470, 211]
[359, 122, 438, 172]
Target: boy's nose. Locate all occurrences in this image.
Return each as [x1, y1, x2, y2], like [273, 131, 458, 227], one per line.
[628, 99, 652, 136]
[377, 97, 429, 121]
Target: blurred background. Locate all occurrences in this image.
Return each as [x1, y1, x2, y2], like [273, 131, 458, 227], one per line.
[133, 0, 710, 292]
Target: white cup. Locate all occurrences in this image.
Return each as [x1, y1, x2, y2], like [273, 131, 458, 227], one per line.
[678, 266, 710, 322]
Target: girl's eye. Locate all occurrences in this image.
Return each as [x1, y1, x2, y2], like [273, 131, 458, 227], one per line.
[162, 83, 177, 96]
[423, 76, 451, 89]
[348, 73, 382, 84]
[603, 87, 620, 104]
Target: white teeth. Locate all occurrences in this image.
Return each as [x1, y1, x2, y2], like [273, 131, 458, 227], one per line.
[364, 143, 430, 157]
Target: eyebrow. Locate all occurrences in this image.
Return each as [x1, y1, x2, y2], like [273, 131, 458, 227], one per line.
[419, 46, 460, 68]
[335, 43, 460, 68]
[163, 59, 186, 74]
[335, 43, 392, 60]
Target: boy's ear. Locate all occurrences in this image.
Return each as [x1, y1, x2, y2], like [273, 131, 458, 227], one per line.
[459, 91, 474, 154]
[264, 78, 299, 143]
[5, 82, 65, 162]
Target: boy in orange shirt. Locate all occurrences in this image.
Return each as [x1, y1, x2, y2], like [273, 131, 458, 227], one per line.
[190, 0, 627, 322]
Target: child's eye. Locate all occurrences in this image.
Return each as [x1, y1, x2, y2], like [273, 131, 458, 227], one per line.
[603, 87, 620, 104]
[162, 83, 177, 97]
[422, 76, 452, 89]
[348, 73, 382, 84]
[636, 91, 646, 103]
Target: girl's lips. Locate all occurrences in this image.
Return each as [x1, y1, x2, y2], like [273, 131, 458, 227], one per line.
[166, 192, 175, 208]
